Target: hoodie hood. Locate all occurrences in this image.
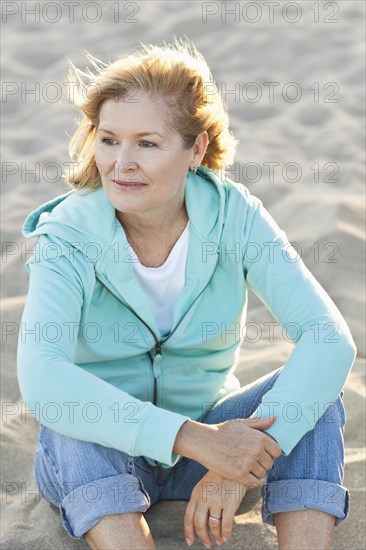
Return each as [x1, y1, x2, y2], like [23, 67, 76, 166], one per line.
[22, 165, 230, 339]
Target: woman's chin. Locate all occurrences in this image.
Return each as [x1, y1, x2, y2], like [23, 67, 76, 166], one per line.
[113, 198, 148, 217]
[103, 187, 143, 212]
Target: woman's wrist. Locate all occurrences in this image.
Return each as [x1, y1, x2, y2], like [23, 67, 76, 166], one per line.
[173, 419, 215, 461]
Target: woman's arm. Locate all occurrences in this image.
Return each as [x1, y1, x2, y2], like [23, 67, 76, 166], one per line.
[17, 236, 190, 467]
[242, 196, 357, 455]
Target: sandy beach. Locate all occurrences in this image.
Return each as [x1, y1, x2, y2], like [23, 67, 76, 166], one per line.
[1, 1, 365, 548]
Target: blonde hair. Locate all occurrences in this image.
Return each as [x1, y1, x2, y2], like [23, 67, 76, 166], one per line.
[64, 36, 239, 191]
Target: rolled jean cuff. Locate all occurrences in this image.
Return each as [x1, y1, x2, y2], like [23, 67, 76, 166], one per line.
[59, 473, 151, 540]
[261, 479, 350, 527]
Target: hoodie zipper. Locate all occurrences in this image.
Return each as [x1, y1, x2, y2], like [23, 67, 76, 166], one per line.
[95, 254, 219, 405]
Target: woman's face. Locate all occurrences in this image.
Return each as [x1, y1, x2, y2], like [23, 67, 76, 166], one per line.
[94, 92, 206, 224]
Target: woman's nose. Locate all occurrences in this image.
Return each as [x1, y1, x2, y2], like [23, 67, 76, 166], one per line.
[113, 148, 138, 176]
[112, 143, 132, 165]
[114, 160, 138, 174]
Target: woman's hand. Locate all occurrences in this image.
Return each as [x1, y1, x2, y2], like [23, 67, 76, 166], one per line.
[187, 416, 282, 486]
[184, 470, 247, 548]
[208, 416, 281, 485]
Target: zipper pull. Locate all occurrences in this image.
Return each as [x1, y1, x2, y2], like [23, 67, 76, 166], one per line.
[152, 341, 163, 378]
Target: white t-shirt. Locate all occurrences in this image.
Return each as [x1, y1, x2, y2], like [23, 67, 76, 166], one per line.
[129, 221, 190, 337]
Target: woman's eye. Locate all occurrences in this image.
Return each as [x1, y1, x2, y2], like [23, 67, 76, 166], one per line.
[101, 138, 116, 146]
[100, 138, 156, 148]
[140, 140, 155, 148]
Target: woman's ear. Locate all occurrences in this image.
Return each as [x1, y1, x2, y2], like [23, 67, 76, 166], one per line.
[193, 131, 209, 165]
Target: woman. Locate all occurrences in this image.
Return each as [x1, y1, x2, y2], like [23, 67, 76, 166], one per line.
[17, 38, 357, 549]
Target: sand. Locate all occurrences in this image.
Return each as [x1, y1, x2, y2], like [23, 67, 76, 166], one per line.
[1, 0, 365, 548]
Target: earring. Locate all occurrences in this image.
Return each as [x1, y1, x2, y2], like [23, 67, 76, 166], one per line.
[190, 166, 197, 174]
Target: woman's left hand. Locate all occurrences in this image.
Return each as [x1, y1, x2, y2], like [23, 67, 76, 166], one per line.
[184, 470, 247, 548]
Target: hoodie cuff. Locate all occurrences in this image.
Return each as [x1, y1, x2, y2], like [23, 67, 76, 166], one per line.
[133, 405, 191, 467]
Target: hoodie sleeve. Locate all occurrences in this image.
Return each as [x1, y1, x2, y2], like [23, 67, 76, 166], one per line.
[16, 235, 190, 467]
[243, 198, 357, 456]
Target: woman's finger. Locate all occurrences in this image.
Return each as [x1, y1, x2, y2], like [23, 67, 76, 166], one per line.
[246, 472, 264, 487]
[264, 435, 282, 459]
[220, 506, 236, 545]
[208, 511, 223, 546]
[260, 451, 275, 471]
[250, 462, 268, 480]
[184, 497, 197, 546]
[194, 508, 214, 549]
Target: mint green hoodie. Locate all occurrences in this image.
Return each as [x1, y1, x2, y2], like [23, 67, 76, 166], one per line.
[17, 165, 357, 469]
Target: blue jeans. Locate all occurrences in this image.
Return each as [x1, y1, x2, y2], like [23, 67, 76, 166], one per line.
[33, 366, 350, 540]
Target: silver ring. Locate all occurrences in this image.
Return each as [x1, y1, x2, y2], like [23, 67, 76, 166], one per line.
[208, 514, 222, 522]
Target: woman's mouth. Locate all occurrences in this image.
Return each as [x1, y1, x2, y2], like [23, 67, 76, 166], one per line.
[112, 180, 147, 190]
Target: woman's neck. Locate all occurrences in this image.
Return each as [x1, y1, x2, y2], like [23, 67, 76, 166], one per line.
[116, 203, 189, 242]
